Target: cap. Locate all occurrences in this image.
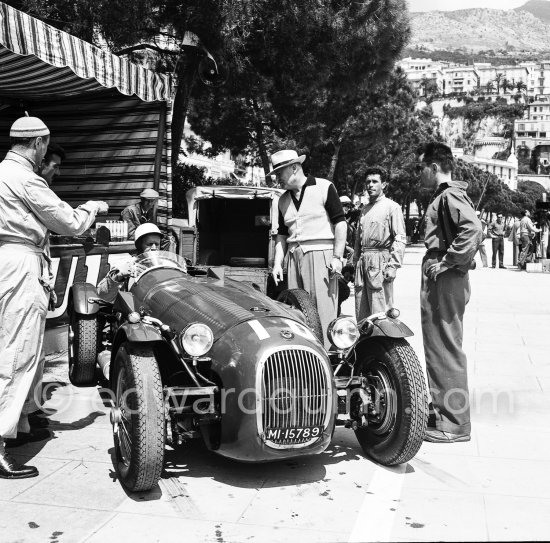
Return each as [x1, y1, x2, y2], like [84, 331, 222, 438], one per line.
[140, 188, 159, 199]
[134, 223, 162, 248]
[340, 195, 352, 205]
[10, 116, 50, 138]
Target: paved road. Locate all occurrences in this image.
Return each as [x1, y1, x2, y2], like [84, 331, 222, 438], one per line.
[2, 239, 550, 542]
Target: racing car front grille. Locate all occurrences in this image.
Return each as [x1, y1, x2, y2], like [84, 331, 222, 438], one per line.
[258, 347, 331, 447]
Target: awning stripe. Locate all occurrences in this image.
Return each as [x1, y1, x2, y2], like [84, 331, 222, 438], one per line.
[0, 1, 171, 101]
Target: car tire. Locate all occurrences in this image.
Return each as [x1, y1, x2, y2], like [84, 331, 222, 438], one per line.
[112, 343, 165, 492]
[277, 288, 323, 342]
[68, 314, 101, 387]
[229, 257, 266, 267]
[353, 338, 428, 465]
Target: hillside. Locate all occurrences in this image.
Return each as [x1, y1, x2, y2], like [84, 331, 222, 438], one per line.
[516, 0, 550, 23]
[410, 7, 550, 52]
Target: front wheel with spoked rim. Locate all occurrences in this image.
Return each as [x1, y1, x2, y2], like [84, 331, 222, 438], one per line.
[352, 338, 428, 465]
[112, 343, 165, 492]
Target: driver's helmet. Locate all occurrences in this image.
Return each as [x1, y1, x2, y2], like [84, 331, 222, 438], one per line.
[134, 223, 162, 250]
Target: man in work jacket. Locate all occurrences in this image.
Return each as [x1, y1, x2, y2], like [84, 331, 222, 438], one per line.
[353, 166, 407, 320]
[417, 142, 483, 445]
[0, 116, 108, 479]
[271, 150, 347, 349]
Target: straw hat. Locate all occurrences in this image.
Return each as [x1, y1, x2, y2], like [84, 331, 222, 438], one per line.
[266, 150, 306, 176]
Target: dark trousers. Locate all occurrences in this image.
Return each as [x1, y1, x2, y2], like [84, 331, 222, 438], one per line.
[491, 237, 504, 267]
[518, 234, 532, 268]
[420, 257, 471, 435]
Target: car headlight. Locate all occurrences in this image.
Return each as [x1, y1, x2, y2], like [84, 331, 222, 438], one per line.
[179, 323, 213, 357]
[328, 317, 360, 350]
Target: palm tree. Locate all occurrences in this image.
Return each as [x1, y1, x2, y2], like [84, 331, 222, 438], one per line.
[516, 80, 527, 94]
[501, 77, 511, 94]
[485, 81, 495, 94]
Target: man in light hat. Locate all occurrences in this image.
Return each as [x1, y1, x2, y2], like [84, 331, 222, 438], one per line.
[271, 150, 347, 348]
[121, 187, 160, 240]
[0, 116, 108, 478]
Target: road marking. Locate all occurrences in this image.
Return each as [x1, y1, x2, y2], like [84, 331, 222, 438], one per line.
[348, 464, 406, 542]
[248, 319, 270, 340]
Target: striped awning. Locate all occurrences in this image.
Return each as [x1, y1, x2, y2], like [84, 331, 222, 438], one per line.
[0, 1, 171, 102]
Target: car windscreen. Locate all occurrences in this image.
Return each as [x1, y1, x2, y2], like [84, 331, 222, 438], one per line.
[133, 251, 187, 282]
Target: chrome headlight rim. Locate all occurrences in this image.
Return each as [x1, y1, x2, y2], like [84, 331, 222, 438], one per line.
[179, 322, 214, 357]
[328, 316, 360, 350]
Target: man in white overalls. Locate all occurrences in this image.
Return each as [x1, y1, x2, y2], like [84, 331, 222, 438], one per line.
[0, 116, 108, 478]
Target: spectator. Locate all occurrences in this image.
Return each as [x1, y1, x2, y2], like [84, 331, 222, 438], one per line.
[488, 212, 506, 268]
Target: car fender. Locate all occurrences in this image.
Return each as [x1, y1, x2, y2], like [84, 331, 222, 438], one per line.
[69, 282, 100, 316]
[109, 323, 164, 383]
[367, 317, 414, 339]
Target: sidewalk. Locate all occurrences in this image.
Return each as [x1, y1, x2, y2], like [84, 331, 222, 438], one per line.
[2, 238, 550, 543]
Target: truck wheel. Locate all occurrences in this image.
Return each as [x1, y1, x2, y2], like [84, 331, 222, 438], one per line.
[353, 338, 427, 465]
[68, 314, 101, 387]
[277, 288, 323, 342]
[112, 343, 165, 492]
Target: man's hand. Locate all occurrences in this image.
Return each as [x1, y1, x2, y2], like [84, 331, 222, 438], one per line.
[96, 201, 109, 214]
[329, 257, 343, 275]
[114, 259, 135, 281]
[272, 262, 284, 285]
[427, 262, 448, 281]
[48, 290, 57, 311]
[383, 266, 397, 282]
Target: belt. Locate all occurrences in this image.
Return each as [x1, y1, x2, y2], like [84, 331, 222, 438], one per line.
[425, 249, 446, 256]
[362, 247, 390, 252]
[0, 240, 45, 256]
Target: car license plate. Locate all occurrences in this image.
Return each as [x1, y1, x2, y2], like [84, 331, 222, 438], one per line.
[264, 426, 323, 443]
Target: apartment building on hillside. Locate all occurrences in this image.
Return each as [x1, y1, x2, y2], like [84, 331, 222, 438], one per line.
[397, 58, 548, 97]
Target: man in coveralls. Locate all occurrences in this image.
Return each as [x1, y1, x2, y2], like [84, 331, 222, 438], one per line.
[353, 166, 407, 320]
[0, 117, 108, 478]
[271, 150, 347, 349]
[418, 142, 482, 444]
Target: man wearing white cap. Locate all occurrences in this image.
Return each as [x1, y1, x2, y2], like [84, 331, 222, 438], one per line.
[121, 187, 160, 240]
[271, 150, 347, 348]
[0, 116, 108, 478]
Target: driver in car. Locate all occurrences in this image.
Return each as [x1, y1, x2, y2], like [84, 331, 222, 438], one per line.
[97, 223, 162, 302]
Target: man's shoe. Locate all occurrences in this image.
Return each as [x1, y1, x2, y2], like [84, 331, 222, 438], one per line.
[4, 429, 51, 448]
[0, 449, 38, 479]
[424, 429, 470, 443]
[499, 265, 507, 269]
[491, 265, 496, 268]
[28, 410, 49, 428]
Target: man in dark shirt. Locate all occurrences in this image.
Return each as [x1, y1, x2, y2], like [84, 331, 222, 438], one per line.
[417, 142, 483, 444]
[488, 213, 506, 268]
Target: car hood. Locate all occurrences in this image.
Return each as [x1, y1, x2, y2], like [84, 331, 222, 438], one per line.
[130, 268, 298, 339]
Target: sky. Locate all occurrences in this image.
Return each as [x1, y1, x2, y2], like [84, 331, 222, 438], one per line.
[408, 0, 531, 12]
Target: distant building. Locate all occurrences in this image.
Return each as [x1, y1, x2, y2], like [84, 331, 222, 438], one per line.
[396, 58, 548, 98]
[514, 96, 550, 174]
[452, 138, 518, 190]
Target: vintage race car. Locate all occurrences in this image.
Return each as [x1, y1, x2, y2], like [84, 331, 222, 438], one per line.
[68, 251, 427, 492]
